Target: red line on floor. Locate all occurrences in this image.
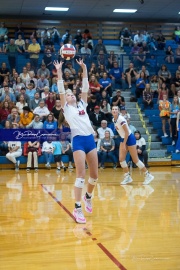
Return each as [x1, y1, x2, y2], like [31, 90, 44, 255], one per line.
[41, 184, 127, 270]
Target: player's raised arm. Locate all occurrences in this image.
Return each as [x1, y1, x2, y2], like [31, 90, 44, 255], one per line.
[53, 60, 66, 108]
[76, 59, 88, 103]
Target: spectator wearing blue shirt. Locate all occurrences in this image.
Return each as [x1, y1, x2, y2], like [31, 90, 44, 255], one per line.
[109, 62, 125, 90]
[52, 141, 65, 171]
[0, 85, 16, 102]
[99, 72, 112, 97]
[135, 72, 148, 99]
[43, 113, 57, 129]
[51, 77, 58, 94]
[26, 83, 36, 100]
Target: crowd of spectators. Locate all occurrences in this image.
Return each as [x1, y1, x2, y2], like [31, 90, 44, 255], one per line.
[1, 22, 180, 170]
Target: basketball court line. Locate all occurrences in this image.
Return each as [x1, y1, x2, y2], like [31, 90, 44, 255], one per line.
[41, 184, 127, 270]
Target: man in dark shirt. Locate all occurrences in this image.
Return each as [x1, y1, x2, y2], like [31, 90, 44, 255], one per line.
[111, 90, 125, 109]
[93, 39, 107, 55]
[125, 62, 138, 89]
[89, 105, 106, 129]
[63, 72, 74, 90]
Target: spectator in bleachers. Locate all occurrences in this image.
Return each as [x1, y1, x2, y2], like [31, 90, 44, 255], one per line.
[15, 35, 25, 51]
[143, 84, 154, 109]
[15, 23, 24, 39]
[26, 83, 36, 100]
[33, 100, 49, 121]
[175, 45, 180, 63]
[135, 72, 148, 99]
[13, 76, 25, 95]
[88, 62, 99, 77]
[146, 54, 157, 71]
[169, 83, 177, 98]
[17, 87, 30, 106]
[37, 63, 50, 79]
[51, 27, 60, 44]
[24, 39, 30, 53]
[26, 114, 43, 129]
[0, 62, 10, 85]
[147, 33, 157, 51]
[124, 62, 138, 89]
[101, 90, 110, 103]
[82, 29, 93, 49]
[174, 26, 180, 44]
[100, 100, 112, 123]
[142, 42, 150, 54]
[16, 94, 28, 114]
[98, 130, 116, 169]
[51, 99, 62, 120]
[26, 62, 32, 72]
[150, 75, 159, 98]
[158, 82, 169, 101]
[119, 27, 132, 50]
[176, 65, 180, 77]
[28, 38, 41, 72]
[6, 141, 22, 171]
[109, 61, 125, 91]
[156, 33, 166, 50]
[60, 136, 73, 169]
[45, 92, 56, 111]
[89, 75, 101, 101]
[0, 85, 16, 102]
[107, 51, 117, 70]
[138, 65, 150, 79]
[20, 67, 30, 84]
[130, 43, 140, 57]
[159, 94, 171, 137]
[26, 71, 37, 89]
[158, 64, 171, 85]
[19, 106, 34, 128]
[43, 113, 57, 129]
[2, 76, 11, 89]
[80, 42, 91, 55]
[0, 101, 11, 127]
[134, 130, 149, 168]
[93, 38, 107, 55]
[5, 39, 21, 71]
[7, 107, 20, 126]
[165, 46, 174, 63]
[112, 89, 125, 109]
[2, 38, 9, 53]
[127, 118, 137, 134]
[51, 77, 58, 94]
[74, 29, 83, 47]
[44, 37, 55, 52]
[40, 28, 51, 46]
[0, 82, 12, 95]
[26, 141, 40, 172]
[120, 106, 130, 120]
[29, 92, 42, 111]
[135, 47, 146, 68]
[0, 22, 8, 41]
[175, 74, 180, 89]
[41, 85, 50, 99]
[42, 49, 53, 72]
[61, 29, 72, 44]
[89, 105, 106, 129]
[37, 74, 49, 95]
[42, 140, 54, 169]
[133, 31, 145, 47]
[99, 72, 112, 97]
[170, 96, 179, 145]
[98, 63, 107, 79]
[64, 62, 76, 77]
[87, 95, 99, 114]
[176, 111, 180, 153]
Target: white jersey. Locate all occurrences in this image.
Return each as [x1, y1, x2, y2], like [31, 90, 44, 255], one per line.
[136, 137, 146, 148]
[63, 99, 94, 138]
[113, 114, 131, 138]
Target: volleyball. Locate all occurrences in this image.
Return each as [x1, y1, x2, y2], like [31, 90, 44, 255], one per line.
[60, 44, 76, 60]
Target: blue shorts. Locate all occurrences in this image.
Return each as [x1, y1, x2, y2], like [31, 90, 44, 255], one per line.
[121, 133, 136, 146]
[72, 134, 96, 154]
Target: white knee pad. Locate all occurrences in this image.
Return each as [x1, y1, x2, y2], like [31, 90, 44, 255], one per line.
[74, 178, 85, 188]
[88, 177, 98, 186]
[120, 161, 128, 168]
[136, 160, 145, 169]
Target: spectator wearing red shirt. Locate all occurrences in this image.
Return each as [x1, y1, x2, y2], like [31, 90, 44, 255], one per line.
[0, 101, 11, 126]
[45, 92, 56, 112]
[89, 75, 101, 101]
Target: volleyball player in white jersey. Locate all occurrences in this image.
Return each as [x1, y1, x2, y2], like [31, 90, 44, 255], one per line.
[53, 59, 98, 224]
[112, 106, 154, 185]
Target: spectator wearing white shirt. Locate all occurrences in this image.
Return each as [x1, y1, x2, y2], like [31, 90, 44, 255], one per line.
[33, 100, 49, 121]
[97, 120, 114, 151]
[134, 130, 149, 168]
[6, 141, 22, 171]
[134, 31, 145, 47]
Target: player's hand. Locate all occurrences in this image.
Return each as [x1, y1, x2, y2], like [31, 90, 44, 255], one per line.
[53, 60, 63, 70]
[76, 59, 86, 68]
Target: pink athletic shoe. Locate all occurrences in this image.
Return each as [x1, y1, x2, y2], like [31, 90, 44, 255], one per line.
[83, 195, 92, 213]
[73, 208, 86, 224]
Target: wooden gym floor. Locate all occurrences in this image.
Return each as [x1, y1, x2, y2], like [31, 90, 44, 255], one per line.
[0, 166, 180, 270]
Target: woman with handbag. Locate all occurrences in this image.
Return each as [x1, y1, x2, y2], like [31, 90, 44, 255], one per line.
[26, 141, 40, 172]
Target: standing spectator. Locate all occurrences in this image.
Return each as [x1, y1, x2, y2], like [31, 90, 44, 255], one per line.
[26, 141, 40, 172]
[170, 96, 179, 145]
[6, 141, 22, 171]
[5, 39, 21, 70]
[51, 27, 60, 44]
[42, 140, 54, 169]
[109, 62, 125, 90]
[159, 94, 171, 137]
[98, 130, 116, 169]
[0, 22, 8, 41]
[93, 39, 107, 55]
[125, 62, 138, 89]
[28, 38, 41, 71]
[111, 89, 125, 109]
[143, 84, 154, 109]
